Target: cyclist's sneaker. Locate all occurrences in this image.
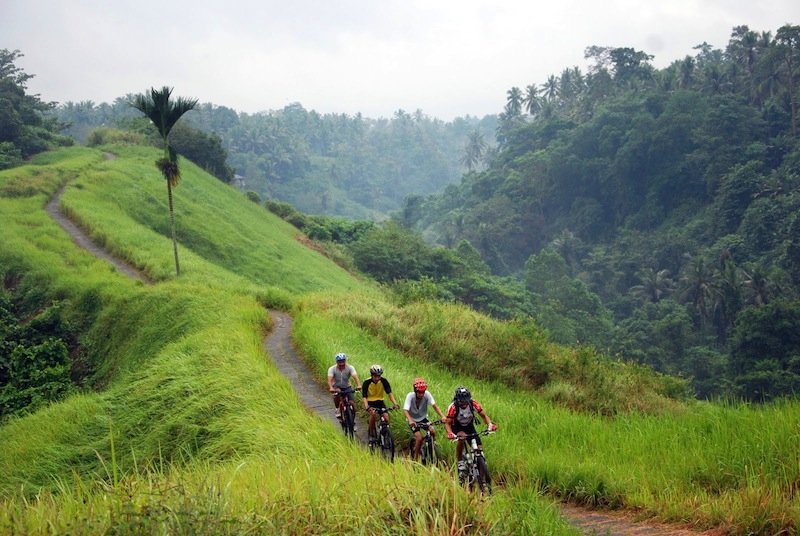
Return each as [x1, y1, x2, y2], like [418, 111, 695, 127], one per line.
[335, 410, 341, 419]
[353, 424, 357, 432]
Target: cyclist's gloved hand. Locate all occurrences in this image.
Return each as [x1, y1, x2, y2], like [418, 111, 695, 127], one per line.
[410, 422, 417, 430]
[447, 432, 456, 440]
[393, 404, 400, 410]
[489, 423, 498, 432]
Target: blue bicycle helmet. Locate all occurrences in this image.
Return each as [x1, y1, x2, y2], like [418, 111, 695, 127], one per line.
[335, 353, 348, 362]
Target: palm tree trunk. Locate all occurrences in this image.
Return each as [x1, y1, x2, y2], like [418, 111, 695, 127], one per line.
[167, 180, 180, 276]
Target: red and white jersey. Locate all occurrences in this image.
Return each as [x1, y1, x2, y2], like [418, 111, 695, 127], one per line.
[446, 399, 483, 427]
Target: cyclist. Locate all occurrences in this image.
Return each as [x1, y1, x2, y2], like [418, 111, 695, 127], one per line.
[327, 352, 361, 423]
[444, 386, 497, 481]
[361, 364, 400, 437]
[403, 377, 445, 460]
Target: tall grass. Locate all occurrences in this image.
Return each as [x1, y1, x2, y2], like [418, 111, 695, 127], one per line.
[0, 146, 574, 534]
[2, 145, 799, 534]
[294, 293, 800, 533]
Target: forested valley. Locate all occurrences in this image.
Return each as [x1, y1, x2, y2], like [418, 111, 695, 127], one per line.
[30, 23, 800, 402]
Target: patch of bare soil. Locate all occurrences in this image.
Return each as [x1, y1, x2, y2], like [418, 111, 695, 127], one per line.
[559, 504, 722, 536]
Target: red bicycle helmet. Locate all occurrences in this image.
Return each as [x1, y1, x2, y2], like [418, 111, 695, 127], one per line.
[413, 377, 427, 393]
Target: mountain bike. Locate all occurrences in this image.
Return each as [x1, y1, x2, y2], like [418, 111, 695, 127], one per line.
[332, 386, 357, 439]
[368, 407, 396, 462]
[451, 429, 494, 493]
[409, 419, 443, 465]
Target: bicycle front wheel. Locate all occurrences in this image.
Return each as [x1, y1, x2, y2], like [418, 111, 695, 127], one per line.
[476, 456, 492, 494]
[344, 405, 355, 439]
[380, 428, 395, 462]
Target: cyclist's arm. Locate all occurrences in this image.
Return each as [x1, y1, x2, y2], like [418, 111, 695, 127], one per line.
[476, 406, 493, 428]
[362, 381, 370, 410]
[432, 403, 445, 420]
[351, 371, 362, 389]
[327, 374, 335, 391]
[403, 409, 415, 427]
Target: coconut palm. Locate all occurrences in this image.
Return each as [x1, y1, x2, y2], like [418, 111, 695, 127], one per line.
[630, 267, 675, 303]
[131, 86, 198, 276]
[505, 86, 523, 117]
[460, 130, 487, 172]
[523, 84, 541, 116]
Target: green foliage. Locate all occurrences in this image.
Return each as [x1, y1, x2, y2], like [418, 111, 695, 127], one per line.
[405, 24, 800, 399]
[168, 121, 234, 183]
[86, 127, 147, 146]
[525, 248, 614, 348]
[0, 49, 72, 169]
[349, 222, 437, 282]
[55, 101, 499, 219]
[0, 296, 77, 421]
[244, 190, 261, 204]
[2, 142, 800, 534]
[264, 198, 309, 229]
[730, 299, 800, 400]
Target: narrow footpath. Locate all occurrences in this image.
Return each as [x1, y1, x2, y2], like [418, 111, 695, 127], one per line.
[45, 179, 717, 536]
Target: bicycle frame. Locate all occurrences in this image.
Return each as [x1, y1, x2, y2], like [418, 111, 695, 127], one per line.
[412, 419, 443, 464]
[334, 386, 357, 438]
[368, 407, 396, 462]
[451, 429, 493, 493]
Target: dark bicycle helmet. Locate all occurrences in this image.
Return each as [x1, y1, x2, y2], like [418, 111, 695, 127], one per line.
[369, 364, 383, 376]
[335, 352, 348, 362]
[454, 386, 471, 402]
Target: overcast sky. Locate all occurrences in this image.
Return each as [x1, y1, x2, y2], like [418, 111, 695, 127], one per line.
[3, 1, 798, 120]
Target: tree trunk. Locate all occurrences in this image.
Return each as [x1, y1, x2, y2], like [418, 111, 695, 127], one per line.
[167, 180, 180, 276]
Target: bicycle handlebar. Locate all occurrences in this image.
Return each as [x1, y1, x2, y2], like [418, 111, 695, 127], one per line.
[448, 429, 495, 441]
[413, 419, 443, 430]
[368, 406, 397, 414]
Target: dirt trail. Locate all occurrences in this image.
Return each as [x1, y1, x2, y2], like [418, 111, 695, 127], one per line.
[44, 176, 715, 536]
[263, 311, 717, 536]
[45, 153, 149, 283]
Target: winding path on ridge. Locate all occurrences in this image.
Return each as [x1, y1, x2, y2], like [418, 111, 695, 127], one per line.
[44, 171, 717, 536]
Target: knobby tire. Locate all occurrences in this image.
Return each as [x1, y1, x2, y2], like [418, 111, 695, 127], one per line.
[380, 427, 395, 462]
[476, 456, 492, 494]
[344, 404, 355, 439]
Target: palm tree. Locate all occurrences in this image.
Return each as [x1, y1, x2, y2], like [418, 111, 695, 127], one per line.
[630, 267, 675, 303]
[131, 86, 198, 276]
[775, 24, 800, 137]
[543, 75, 560, 102]
[680, 257, 714, 324]
[505, 87, 523, 117]
[523, 84, 541, 116]
[461, 130, 487, 172]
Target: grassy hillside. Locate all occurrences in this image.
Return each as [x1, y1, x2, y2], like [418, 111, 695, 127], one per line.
[1, 145, 799, 534]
